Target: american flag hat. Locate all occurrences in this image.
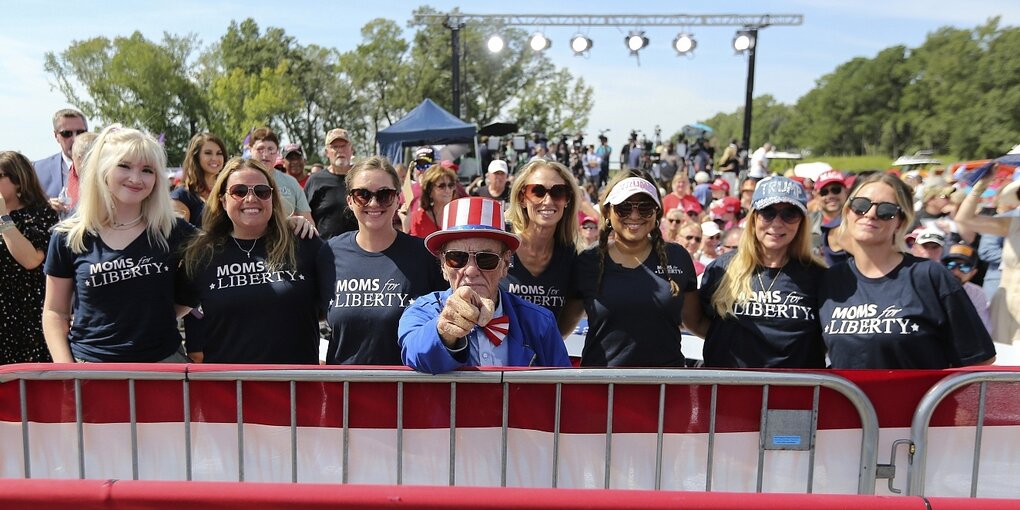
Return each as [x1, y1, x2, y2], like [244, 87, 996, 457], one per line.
[424, 197, 521, 256]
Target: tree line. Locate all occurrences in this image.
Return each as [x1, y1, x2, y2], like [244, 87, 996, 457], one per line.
[44, 7, 594, 164]
[699, 18, 1020, 160]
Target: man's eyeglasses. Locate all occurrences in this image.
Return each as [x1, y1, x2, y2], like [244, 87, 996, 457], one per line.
[721, 244, 739, 251]
[848, 197, 901, 221]
[253, 147, 278, 155]
[818, 185, 844, 197]
[613, 200, 657, 218]
[349, 187, 398, 207]
[945, 260, 974, 273]
[684, 235, 702, 243]
[58, 129, 87, 138]
[226, 184, 273, 201]
[758, 206, 803, 224]
[523, 184, 572, 203]
[442, 250, 503, 271]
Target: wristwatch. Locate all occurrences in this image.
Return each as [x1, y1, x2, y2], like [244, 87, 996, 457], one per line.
[0, 214, 15, 233]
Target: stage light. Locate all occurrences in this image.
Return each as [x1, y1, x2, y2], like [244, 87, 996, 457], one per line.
[625, 30, 648, 54]
[528, 32, 551, 52]
[733, 30, 755, 53]
[673, 33, 696, 55]
[486, 34, 505, 53]
[570, 34, 593, 55]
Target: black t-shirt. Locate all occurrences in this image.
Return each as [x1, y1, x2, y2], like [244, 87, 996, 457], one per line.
[699, 251, 826, 368]
[169, 187, 205, 228]
[819, 254, 996, 369]
[322, 231, 446, 365]
[44, 219, 195, 362]
[177, 235, 327, 364]
[502, 242, 578, 320]
[304, 171, 358, 239]
[473, 184, 511, 202]
[575, 243, 697, 367]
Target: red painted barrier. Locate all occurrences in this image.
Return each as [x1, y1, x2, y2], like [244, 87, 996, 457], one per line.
[0, 479, 934, 510]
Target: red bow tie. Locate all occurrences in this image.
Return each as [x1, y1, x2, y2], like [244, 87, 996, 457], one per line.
[481, 315, 510, 346]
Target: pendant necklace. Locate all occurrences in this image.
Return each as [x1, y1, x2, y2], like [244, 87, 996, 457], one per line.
[756, 265, 785, 293]
[232, 236, 260, 258]
[109, 215, 143, 230]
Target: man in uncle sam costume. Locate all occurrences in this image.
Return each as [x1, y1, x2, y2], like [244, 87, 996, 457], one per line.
[398, 197, 570, 374]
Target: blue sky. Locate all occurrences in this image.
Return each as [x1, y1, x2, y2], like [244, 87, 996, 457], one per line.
[2, 0, 1018, 161]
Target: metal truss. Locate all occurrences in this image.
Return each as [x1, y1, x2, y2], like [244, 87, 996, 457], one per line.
[419, 13, 803, 28]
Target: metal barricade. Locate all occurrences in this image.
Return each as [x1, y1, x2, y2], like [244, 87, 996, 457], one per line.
[906, 371, 1020, 497]
[0, 367, 880, 494]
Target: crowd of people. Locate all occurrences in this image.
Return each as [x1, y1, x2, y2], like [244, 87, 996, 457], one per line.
[1, 107, 1017, 372]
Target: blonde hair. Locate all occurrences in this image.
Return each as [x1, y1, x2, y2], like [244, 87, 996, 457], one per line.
[596, 169, 679, 296]
[55, 125, 175, 254]
[710, 208, 825, 318]
[505, 159, 583, 250]
[182, 158, 295, 278]
[836, 172, 915, 254]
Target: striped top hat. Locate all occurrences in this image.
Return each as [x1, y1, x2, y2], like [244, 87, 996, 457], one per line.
[424, 197, 521, 256]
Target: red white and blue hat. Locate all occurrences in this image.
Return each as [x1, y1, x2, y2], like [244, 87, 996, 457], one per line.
[424, 197, 521, 255]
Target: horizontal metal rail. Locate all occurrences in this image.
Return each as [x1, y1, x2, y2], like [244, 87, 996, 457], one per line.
[418, 13, 804, 28]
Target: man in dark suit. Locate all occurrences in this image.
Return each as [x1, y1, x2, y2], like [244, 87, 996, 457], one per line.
[34, 109, 88, 214]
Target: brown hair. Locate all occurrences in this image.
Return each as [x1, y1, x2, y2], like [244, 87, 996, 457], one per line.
[182, 133, 228, 196]
[0, 151, 49, 210]
[419, 164, 458, 212]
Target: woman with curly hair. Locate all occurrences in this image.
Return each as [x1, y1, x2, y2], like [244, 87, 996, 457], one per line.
[170, 133, 227, 227]
[574, 170, 702, 367]
[409, 164, 458, 238]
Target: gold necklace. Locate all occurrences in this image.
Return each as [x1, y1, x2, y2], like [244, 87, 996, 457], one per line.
[232, 236, 260, 258]
[756, 265, 784, 293]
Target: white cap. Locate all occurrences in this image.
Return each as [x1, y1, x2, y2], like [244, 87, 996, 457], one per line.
[487, 160, 509, 174]
[701, 221, 722, 238]
[604, 177, 661, 207]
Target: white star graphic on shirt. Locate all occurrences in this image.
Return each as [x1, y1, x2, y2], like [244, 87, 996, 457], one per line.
[84, 280, 91, 287]
[911, 323, 919, 332]
[823, 324, 829, 333]
[328, 299, 334, 307]
[298, 274, 305, 280]
[209, 283, 216, 290]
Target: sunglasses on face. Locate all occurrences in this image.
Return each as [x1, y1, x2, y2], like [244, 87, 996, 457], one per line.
[57, 129, 86, 138]
[722, 244, 739, 251]
[434, 181, 456, 191]
[523, 183, 572, 202]
[349, 187, 398, 207]
[613, 200, 657, 218]
[581, 224, 598, 231]
[819, 185, 845, 197]
[758, 206, 803, 224]
[848, 197, 901, 221]
[442, 250, 503, 271]
[226, 184, 273, 201]
[667, 218, 684, 224]
[684, 235, 702, 243]
[945, 260, 974, 273]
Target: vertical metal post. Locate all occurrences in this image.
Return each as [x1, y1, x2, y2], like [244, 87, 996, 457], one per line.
[443, 16, 465, 118]
[604, 383, 614, 489]
[655, 383, 666, 490]
[740, 28, 758, 151]
[501, 382, 509, 487]
[971, 382, 988, 497]
[183, 379, 192, 481]
[236, 380, 244, 482]
[129, 379, 139, 480]
[807, 385, 820, 493]
[397, 381, 404, 485]
[290, 380, 298, 483]
[449, 382, 457, 486]
[552, 383, 562, 488]
[756, 384, 769, 493]
[75, 379, 85, 479]
[706, 384, 718, 491]
[342, 381, 350, 484]
[20, 379, 31, 479]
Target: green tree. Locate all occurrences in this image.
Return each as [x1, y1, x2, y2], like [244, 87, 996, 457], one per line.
[511, 69, 594, 138]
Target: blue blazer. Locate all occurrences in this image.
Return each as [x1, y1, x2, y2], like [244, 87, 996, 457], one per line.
[399, 289, 570, 374]
[34, 152, 66, 199]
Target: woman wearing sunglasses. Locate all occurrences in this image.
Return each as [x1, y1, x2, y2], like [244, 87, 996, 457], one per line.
[504, 159, 586, 335]
[409, 164, 458, 238]
[320, 156, 444, 365]
[177, 158, 326, 363]
[399, 197, 570, 374]
[697, 176, 826, 368]
[575, 171, 701, 367]
[819, 173, 995, 368]
[43, 125, 195, 363]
